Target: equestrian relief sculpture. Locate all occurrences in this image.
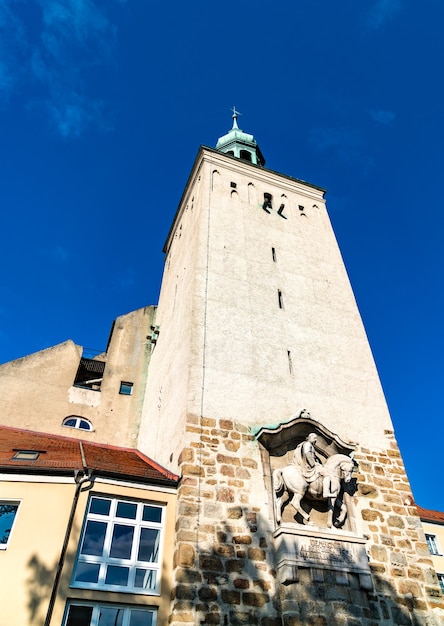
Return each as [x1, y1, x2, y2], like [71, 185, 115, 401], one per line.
[273, 433, 355, 528]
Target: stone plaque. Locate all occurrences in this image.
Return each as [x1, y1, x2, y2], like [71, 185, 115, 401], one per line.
[274, 523, 372, 590]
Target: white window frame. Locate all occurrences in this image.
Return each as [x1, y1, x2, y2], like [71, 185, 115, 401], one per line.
[62, 416, 93, 431]
[0, 500, 20, 549]
[425, 533, 442, 556]
[72, 496, 164, 595]
[63, 600, 157, 626]
[437, 573, 444, 594]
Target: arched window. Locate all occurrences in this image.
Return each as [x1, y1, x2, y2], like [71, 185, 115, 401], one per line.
[240, 150, 252, 162]
[62, 416, 93, 431]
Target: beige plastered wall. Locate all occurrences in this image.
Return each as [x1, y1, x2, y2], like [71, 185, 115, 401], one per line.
[1, 475, 176, 626]
[0, 306, 156, 446]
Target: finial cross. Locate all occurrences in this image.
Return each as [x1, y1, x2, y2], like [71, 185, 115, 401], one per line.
[231, 106, 242, 118]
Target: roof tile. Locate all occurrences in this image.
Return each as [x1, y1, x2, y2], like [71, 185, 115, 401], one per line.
[0, 425, 178, 486]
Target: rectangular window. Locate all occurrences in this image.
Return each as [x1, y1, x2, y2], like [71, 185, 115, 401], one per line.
[72, 496, 164, 594]
[0, 501, 20, 548]
[120, 382, 133, 395]
[438, 573, 444, 594]
[271, 247, 276, 262]
[64, 601, 157, 626]
[425, 533, 442, 556]
[278, 290, 284, 309]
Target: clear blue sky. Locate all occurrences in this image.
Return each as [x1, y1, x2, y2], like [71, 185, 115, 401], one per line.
[0, 1, 442, 510]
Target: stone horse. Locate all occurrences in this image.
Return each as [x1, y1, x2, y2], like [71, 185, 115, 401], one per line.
[273, 454, 355, 528]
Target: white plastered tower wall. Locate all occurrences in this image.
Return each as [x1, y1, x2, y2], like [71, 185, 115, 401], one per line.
[138, 146, 393, 469]
[137, 129, 444, 624]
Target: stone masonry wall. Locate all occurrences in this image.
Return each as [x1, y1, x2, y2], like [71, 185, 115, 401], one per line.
[353, 432, 444, 624]
[169, 417, 444, 626]
[171, 415, 280, 626]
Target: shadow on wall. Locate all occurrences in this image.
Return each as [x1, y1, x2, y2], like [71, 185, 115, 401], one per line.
[26, 519, 79, 625]
[172, 503, 444, 626]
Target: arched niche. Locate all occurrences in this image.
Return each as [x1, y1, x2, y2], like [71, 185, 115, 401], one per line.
[255, 410, 355, 460]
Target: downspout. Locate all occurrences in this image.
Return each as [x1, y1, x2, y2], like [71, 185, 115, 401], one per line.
[44, 442, 93, 626]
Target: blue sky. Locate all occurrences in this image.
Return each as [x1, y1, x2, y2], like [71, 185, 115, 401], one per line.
[0, 1, 442, 510]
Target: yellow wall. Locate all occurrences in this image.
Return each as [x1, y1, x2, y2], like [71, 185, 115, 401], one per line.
[1, 475, 177, 626]
[422, 520, 444, 583]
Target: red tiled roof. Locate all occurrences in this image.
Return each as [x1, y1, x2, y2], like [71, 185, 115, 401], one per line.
[0, 426, 178, 487]
[417, 505, 444, 525]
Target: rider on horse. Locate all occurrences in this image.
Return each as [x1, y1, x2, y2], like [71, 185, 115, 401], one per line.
[293, 433, 332, 498]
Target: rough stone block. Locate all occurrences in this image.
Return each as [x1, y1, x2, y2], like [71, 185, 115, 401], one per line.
[217, 453, 240, 466]
[233, 535, 252, 545]
[199, 555, 224, 572]
[198, 586, 218, 601]
[175, 568, 202, 583]
[224, 439, 240, 452]
[220, 419, 233, 429]
[215, 544, 235, 558]
[221, 589, 241, 604]
[181, 463, 205, 477]
[241, 457, 258, 469]
[217, 487, 235, 502]
[358, 484, 378, 498]
[387, 515, 405, 528]
[370, 545, 387, 562]
[225, 558, 245, 573]
[362, 509, 383, 522]
[175, 543, 195, 568]
[247, 547, 266, 561]
[242, 592, 269, 607]
[234, 578, 250, 589]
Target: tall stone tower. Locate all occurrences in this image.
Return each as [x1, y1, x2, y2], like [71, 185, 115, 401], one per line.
[138, 113, 443, 625]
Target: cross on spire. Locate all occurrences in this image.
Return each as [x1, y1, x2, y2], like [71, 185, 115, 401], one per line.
[231, 106, 241, 129]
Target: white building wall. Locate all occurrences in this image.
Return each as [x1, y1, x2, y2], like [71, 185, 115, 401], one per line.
[138, 148, 393, 470]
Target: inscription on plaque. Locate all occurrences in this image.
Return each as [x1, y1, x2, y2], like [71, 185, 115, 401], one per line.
[273, 524, 372, 589]
[300, 538, 354, 565]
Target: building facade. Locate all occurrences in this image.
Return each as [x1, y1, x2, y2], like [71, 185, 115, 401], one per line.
[0, 425, 178, 626]
[0, 306, 157, 446]
[418, 506, 444, 597]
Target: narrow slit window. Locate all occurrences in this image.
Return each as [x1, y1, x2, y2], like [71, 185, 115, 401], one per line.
[287, 350, 293, 374]
[278, 290, 284, 309]
[272, 247, 276, 262]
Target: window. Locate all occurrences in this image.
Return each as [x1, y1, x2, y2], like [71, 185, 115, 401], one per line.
[239, 149, 252, 162]
[438, 573, 444, 594]
[74, 358, 105, 391]
[271, 247, 276, 262]
[63, 416, 93, 431]
[120, 382, 133, 395]
[73, 496, 164, 594]
[425, 533, 442, 556]
[12, 450, 40, 461]
[278, 289, 284, 309]
[263, 193, 272, 212]
[0, 502, 20, 548]
[64, 601, 157, 626]
[287, 350, 293, 374]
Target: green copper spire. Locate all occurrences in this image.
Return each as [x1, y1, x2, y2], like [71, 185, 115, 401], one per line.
[216, 107, 265, 166]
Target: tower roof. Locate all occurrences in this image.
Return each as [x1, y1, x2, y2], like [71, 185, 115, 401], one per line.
[216, 108, 265, 166]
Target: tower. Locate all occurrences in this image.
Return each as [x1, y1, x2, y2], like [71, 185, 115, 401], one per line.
[138, 113, 443, 625]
